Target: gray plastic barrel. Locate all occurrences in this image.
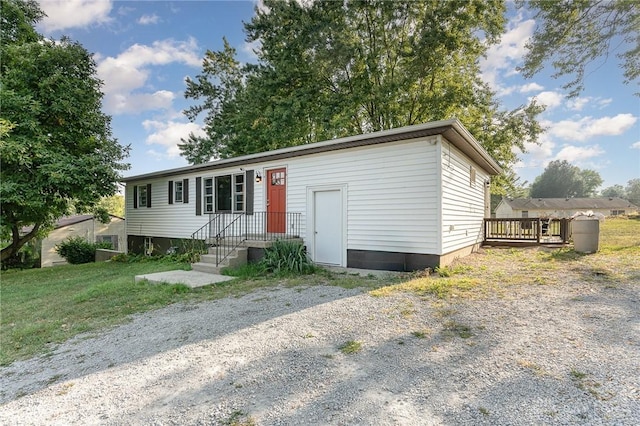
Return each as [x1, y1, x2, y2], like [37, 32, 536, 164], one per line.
[572, 218, 600, 253]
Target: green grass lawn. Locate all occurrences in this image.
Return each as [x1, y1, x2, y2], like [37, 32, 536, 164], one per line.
[2, 217, 637, 367]
[0, 258, 384, 366]
[1, 260, 192, 365]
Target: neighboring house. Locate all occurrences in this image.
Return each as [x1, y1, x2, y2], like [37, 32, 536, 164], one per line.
[122, 119, 501, 271]
[26, 215, 125, 267]
[495, 197, 638, 219]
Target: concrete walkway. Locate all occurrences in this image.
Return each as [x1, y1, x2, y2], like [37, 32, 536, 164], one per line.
[134, 270, 235, 288]
[135, 266, 402, 290]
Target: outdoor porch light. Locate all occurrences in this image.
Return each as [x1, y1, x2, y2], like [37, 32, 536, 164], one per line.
[255, 172, 262, 183]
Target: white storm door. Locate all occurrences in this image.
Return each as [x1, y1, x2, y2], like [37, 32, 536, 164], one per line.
[313, 190, 342, 265]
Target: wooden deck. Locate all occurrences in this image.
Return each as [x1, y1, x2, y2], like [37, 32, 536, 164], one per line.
[483, 218, 571, 246]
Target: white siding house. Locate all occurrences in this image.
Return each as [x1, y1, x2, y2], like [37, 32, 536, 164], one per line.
[122, 119, 501, 271]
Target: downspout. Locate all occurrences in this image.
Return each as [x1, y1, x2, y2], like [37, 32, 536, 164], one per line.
[484, 178, 491, 218]
[435, 135, 443, 256]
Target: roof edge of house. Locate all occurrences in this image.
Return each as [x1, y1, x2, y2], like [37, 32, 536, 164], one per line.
[121, 119, 502, 183]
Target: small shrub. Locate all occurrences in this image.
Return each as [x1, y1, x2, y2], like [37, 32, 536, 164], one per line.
[55, 236, 101, 264]
[111, 253, 129, 262]
[260, 240, 315, 275]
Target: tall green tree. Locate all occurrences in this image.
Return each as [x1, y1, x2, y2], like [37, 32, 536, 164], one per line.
[626, 178, 640, 206]
[0, 0, 129, 262]
[529, 160, 602, 198]
[600, 184, 627, 198]
[96, 195, 125, 218]
[180, 0, 543, 195]
[519, 0, 639, 97]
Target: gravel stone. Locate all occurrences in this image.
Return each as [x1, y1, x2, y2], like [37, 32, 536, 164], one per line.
[0, 280, 638, 425]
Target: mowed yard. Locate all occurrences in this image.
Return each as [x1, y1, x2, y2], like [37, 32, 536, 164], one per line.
[1, 218, 638, 368]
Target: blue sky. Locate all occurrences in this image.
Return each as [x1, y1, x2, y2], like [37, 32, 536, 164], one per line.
[37, 0, 639, 191]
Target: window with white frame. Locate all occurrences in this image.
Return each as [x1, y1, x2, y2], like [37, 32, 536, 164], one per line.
[138, 185, 147, 207]
[204, 178, 214, 213]
[174, 181, 183, 203]
[204, 174, 245, 213]
[234, 174, 244, 212]
[215, 174, 245, 212]
[522, 210, 529, 218]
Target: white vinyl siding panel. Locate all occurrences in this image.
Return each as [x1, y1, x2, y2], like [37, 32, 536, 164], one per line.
[440, 139, 488, 254]
[125, 137, 440, 254]
[284, 138, 439, 254]
[126, 175, 255, 240]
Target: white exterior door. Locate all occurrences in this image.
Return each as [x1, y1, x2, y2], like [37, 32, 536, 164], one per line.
[313, 190, 342, 265]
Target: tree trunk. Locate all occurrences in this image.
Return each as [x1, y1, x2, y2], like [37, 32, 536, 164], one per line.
[0, 223, 40, 262]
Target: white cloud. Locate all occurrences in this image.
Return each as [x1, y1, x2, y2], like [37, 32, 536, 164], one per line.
[117, 6, 134, 16]
[104, 91, 175, 115]
[597, 98, 613, 109]
[554, 145, 605, 164]
[38, 0, 113, 32]
[632, 141, 640, 150]
[138, 14, 160, 25]
[548, 114, 638, 142]
[97, 38, 201, 115]
[142, 120, 206, 158]
[566, 96, 613, 112]
[519, 83, 544, 93]
[529, 91, 564, 110]
[521, 133, 556, 168]
[566, 97, 590, 111]
[480, 16, 535, 92]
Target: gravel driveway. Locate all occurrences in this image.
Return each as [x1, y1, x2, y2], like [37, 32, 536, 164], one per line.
[1, 275, 639, 425]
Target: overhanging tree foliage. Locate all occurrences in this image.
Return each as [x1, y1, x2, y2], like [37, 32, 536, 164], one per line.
[519, 0, 639, 97]
[180, 0, 543, 195]
[529, 160, 603, 198]
[0, 0, 129, 262]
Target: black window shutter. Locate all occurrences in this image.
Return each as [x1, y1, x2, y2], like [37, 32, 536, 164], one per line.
[245, 170, 254, 215]
[183, 178, 189, 204]
[133, 186, 138, 209]
[146, 183, 152, 208]
[195, 177, 202, 216]
[168, 181, 174, 204]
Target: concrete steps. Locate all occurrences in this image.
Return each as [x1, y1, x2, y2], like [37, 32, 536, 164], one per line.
[191, 246, 247, 274]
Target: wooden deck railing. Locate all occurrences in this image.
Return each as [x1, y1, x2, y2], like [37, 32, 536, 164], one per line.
[484, 218, 571, 244]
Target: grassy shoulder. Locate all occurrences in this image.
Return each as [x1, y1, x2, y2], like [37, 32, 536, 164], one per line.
[0, 257, 385, 366]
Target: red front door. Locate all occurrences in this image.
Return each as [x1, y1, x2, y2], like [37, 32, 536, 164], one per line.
[267, 168, 286, 233]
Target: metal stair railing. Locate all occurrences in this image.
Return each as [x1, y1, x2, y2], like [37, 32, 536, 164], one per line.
[212, 214, 245, 267]
[190, 214, 222, 255]
[191, 211, 303, 267]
